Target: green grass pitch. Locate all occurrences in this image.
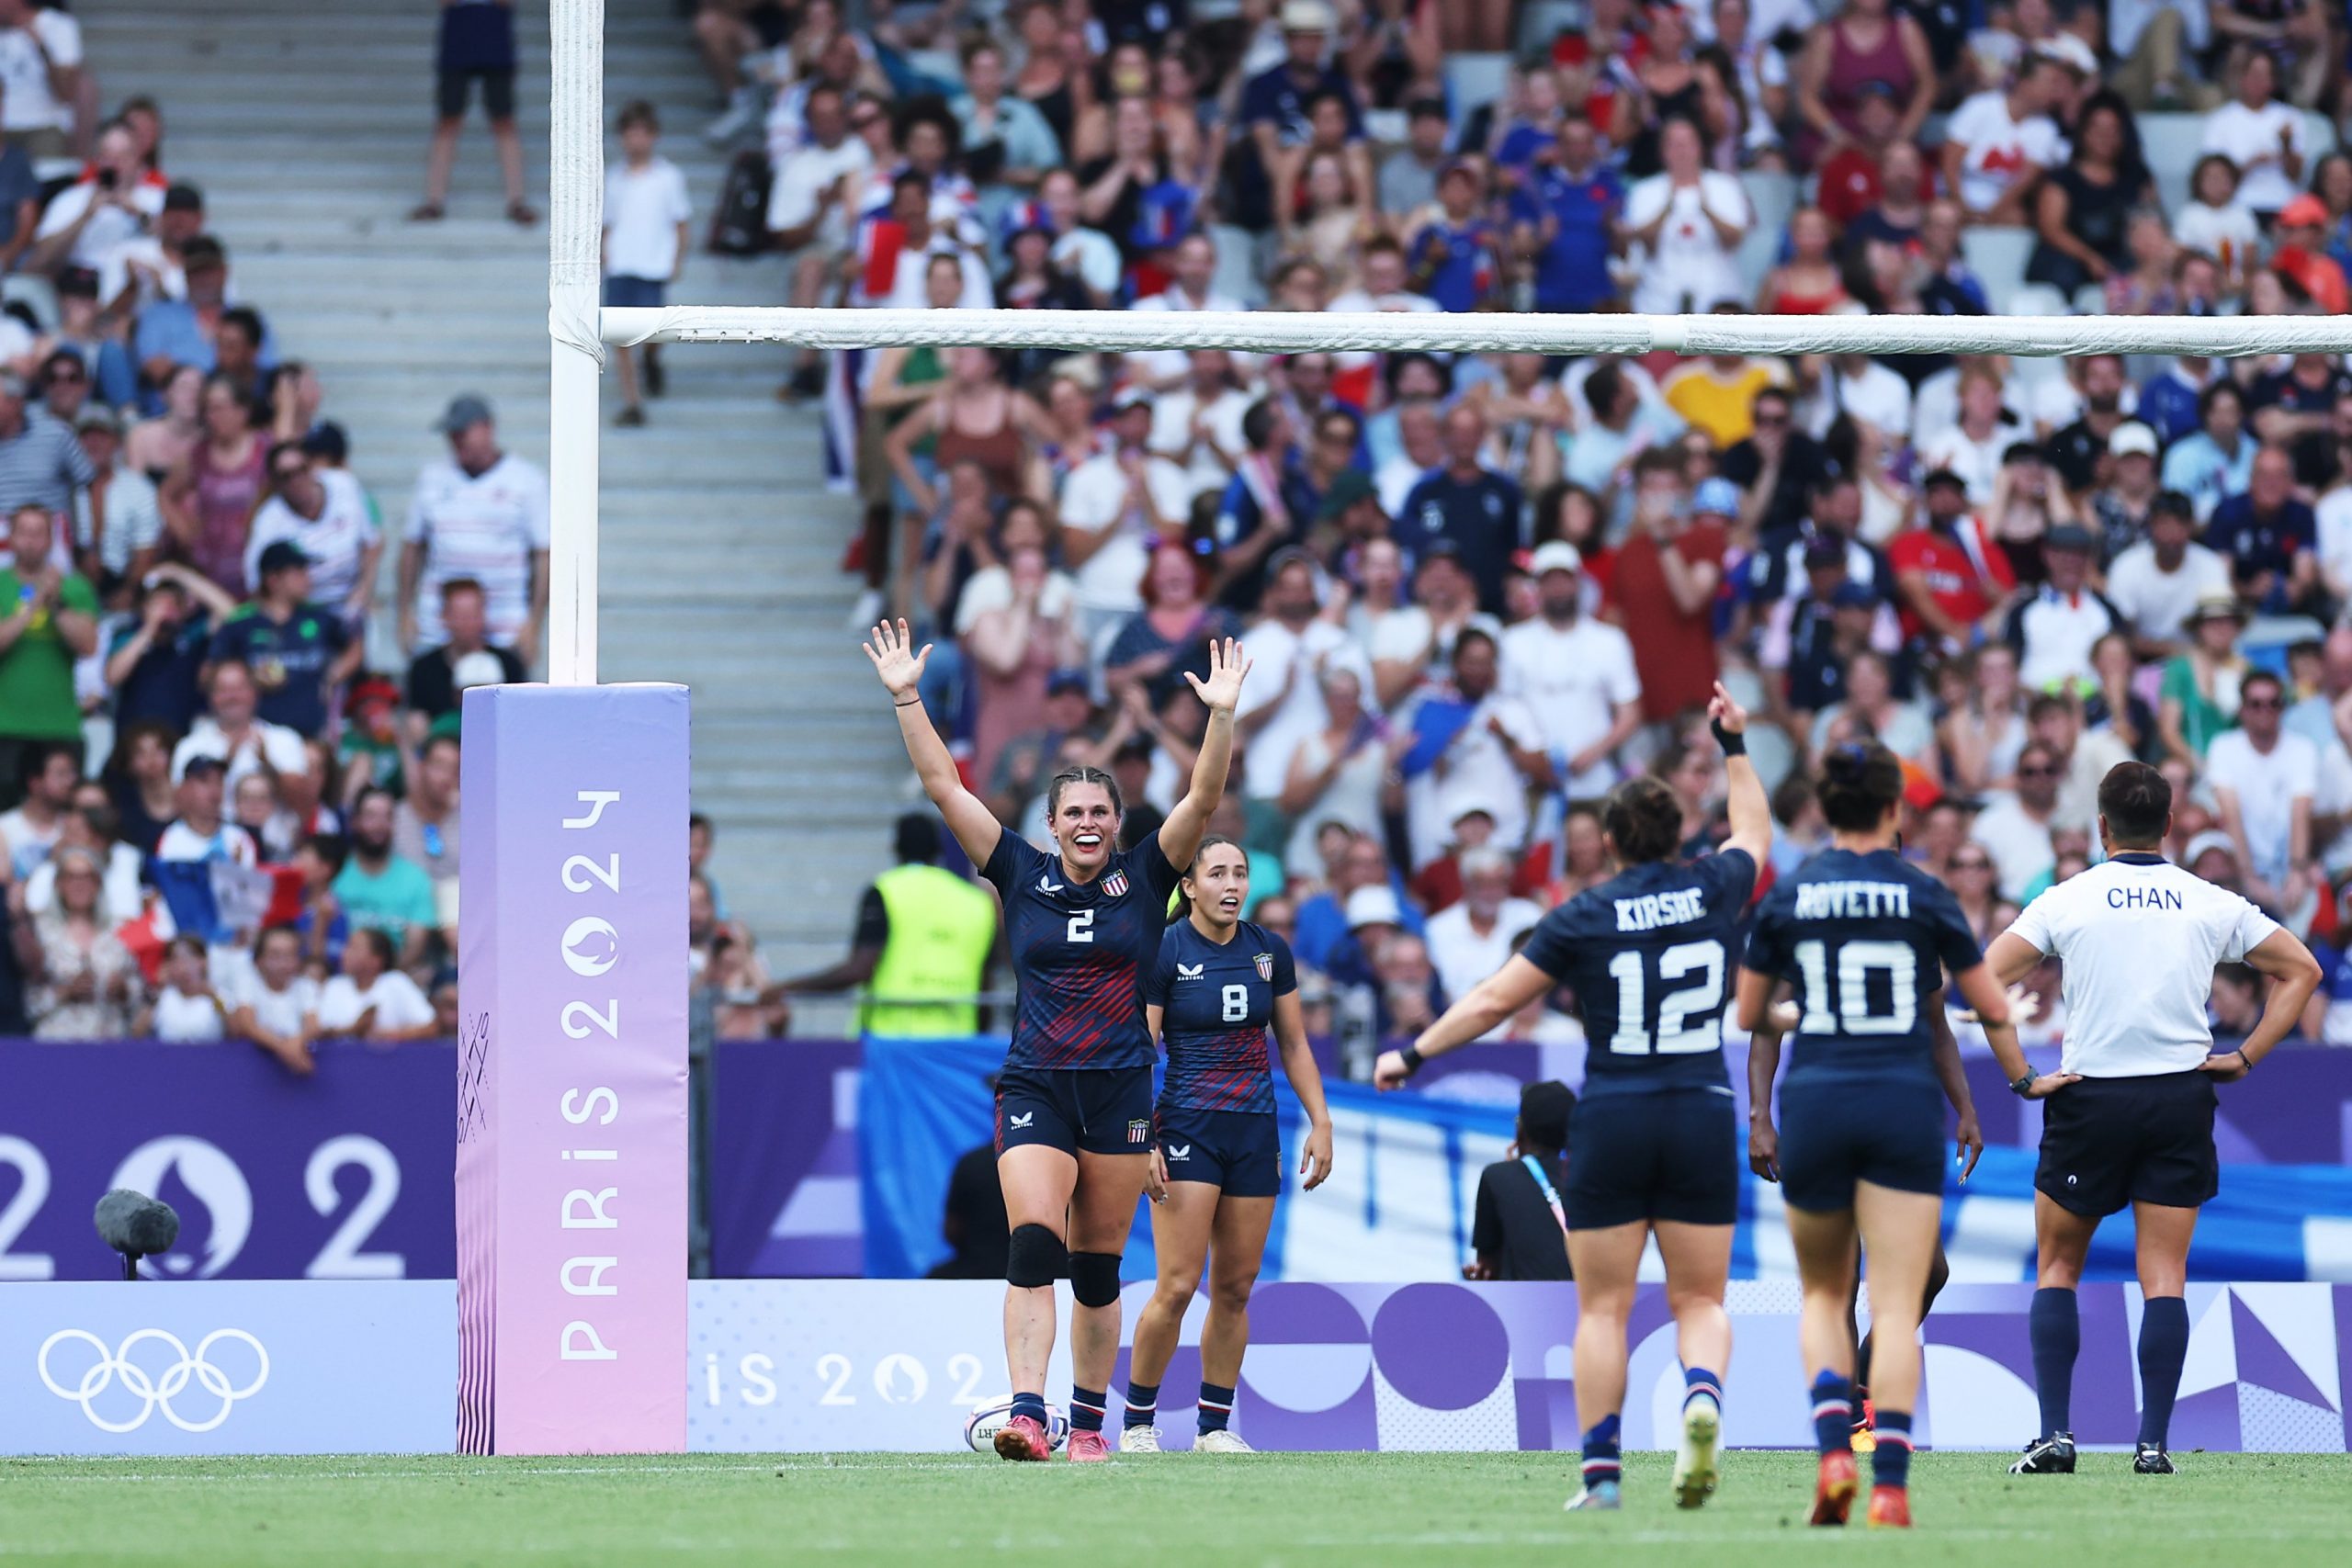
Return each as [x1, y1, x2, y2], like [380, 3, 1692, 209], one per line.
[5, 1451, 2346, 1565]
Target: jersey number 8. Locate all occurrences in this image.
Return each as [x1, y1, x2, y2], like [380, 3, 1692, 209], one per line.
[1222, 984, 1250, 1023]
[1605, 939, 1725, 1055]
[1792, 938, 1917, 1035]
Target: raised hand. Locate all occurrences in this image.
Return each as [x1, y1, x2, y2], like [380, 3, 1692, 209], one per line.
[1708, 679, 1748, 736]
[862, 618, 933, 701]
[1182, 636, 1252, 715]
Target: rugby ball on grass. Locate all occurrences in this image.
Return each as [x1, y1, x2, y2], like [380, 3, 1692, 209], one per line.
[964, 1395, 1070, 1453]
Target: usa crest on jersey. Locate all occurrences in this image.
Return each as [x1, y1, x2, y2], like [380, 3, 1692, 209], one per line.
[1253, 952, 1273, 981]
[1102, 870, 1129, 897]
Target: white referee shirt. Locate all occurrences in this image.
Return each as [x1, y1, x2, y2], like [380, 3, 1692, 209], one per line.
[2004, 852, 2278, 1078]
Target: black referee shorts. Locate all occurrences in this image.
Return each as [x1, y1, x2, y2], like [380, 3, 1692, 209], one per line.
[2036, 1070, 2219, 1217]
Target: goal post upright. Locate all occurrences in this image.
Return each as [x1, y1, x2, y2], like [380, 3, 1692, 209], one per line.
[548, 0, 604, 690]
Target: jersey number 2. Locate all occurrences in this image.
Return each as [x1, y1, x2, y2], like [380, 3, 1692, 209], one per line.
[1068, 909, 1094, 943]
[1606, 939, 1724, 1055]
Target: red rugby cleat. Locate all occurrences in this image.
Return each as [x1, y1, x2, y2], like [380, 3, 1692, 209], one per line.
[1065, 1429, 1112, 1462]
[993, 1415, 1052, 1462]
[1809, 1450, 1859, 1527]
[1866, 1484, 1911, 1529]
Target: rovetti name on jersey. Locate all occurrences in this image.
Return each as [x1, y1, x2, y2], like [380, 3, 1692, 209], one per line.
[1793, 881, 1912, 920]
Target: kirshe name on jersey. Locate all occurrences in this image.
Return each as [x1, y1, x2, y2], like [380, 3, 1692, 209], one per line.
[1613, 887, 1708, 932]
[1792, 881, 1913, 920]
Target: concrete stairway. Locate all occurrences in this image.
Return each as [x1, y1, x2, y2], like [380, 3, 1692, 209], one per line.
[80, 0, 902, 1021]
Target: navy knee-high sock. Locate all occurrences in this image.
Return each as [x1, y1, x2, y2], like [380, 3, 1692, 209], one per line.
[2030, 1287, 2080, 1438]
[1810, 1371, 1854, 1454]
[2136, 1296, 2190, 1450]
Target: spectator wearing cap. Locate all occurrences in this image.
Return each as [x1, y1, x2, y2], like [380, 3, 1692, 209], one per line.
[108, 181, 208, 311]
[1611, 465, 1733, 726]
[207, 542, 357, 740]
[101, 561, 231, 733]
[1464, 1081, 1575, 1282]
[1313, 468, 1387, 558]
[0, 502, 96, 788]
[1940, 50, 2073, 223]
[243, 439, 380, 633]
[401, 394, 548, 663]
[70, 404, 160, 599]
[2247, 349, 2352, 491]
[1293, 832, 1424, 975]
[153, 750, 255, 870]
[2160, 378, 2256, 524]
[2208, 444, 2324, 617]
[1239, 1, 1365, 237]
[2085, 419, 2165, 558]
[2108, 491, 2231, 659]
[403, 577, 523, 744]
[1748, 469, 1890, 606]
[1763, 544, 1905, 724]
[0, 369, 91, 520]
[2002, 523, 2122, 692]
[1398, 405, 1522, 615]
[1887, 466, 2015, 652]
[1058, 386, 1192, 646]
[2269, 195, 2349, 314]
[2158, 591, 2253, 763]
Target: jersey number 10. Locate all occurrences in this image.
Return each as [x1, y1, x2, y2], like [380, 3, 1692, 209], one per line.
[1792, 939, 1918, 1035]
[1606, 939, 1725, 1055]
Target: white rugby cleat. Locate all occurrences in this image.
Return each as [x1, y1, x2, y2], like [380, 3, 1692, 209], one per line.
[1120, 1426, 1161, 1454]
[1673, 1396, 1722, 1508]
[1194, 1428, 1254, 1453]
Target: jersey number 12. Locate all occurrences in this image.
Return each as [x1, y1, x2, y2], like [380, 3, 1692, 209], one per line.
[1606, 939, 1725, 1055]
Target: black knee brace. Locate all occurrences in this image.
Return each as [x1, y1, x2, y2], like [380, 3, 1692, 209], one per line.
[1069, 1251, 1123, 1308]
[1007, 1224, 1066, 1289]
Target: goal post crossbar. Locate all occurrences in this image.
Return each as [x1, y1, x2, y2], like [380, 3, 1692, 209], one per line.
[597, 305, 2352, 359]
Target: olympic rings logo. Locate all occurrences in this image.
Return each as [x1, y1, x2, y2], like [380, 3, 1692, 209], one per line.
[37, 1329, 270, 1433]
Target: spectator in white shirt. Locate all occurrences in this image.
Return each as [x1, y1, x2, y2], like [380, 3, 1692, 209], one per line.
[243, 441, 381, 633]
[315, 927, 440, 1042]
[603, 101, 693, 428]
[1970, 739, 2070, 898]
[146, 934, 227, 1043]
[1623, 117, 1751, 315]
[1423, 846, 1544, 1032]
[1148, 350, 1253, 503]
[0, 0, 85, 161]
[2106, 493, 2230, 658]
[1404, 626, 1551, 866]
[1940, 52, 2074, 222]
[1057, 388, 1193, 645]
[768, 85, 875, 398]
[2199, 49, 2306, 217]
[153, 753, 257, 870]
[226, 926, 319, 1076]
[27, 122, 162, 281]
[2205, 668, 2319, 913]
[1234, 550, 1373, 810]
[2002, 525, 2124, 693]
[172, 660, 308, 795]
[400, 394, 549, 661]
[1498, 541, 1643, 800]
[1128, 232, 1247, 389]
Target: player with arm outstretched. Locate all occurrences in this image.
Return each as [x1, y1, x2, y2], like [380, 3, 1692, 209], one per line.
[1736, 742, 2019, 1529]
[864, 621, 1250, 1463]
[1122, 837, 1333, 1455]
[1981, 761, 2321, 1478]
[1376, 682, 1768, 1514]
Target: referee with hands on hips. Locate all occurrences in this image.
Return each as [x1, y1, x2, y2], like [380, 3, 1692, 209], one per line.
[1980, 761, 2322, 1478]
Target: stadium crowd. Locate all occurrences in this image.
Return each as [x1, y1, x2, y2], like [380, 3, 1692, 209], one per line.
[715, 0, 2352, 1058]
[0, 2, 575, 1058]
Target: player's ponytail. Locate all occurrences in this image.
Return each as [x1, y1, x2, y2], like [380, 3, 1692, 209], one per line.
[1600, 776, 1684, 865]
[1173, 835, 1243, 925]
[1815, 742, 1905, 831]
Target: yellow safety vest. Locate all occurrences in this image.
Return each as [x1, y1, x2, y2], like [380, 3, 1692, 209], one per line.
[862, 863, 996, 1037]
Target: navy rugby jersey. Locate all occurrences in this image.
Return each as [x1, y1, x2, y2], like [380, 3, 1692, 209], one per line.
[1520, 850, 1758, 1097]
[1146, 919, 1298, 1114]
[982, 831, 1182, 1070]
[1742, 847, 1982, 1083]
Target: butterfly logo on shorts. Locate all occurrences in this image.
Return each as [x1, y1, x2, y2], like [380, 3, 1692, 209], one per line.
[1009, 1112, 1035, 1129]
[1176, 963, 1204, 980]
[1165, 1145, 1191, 1160]
[1102, 871, 1129, 897]
[1037, 874, 1065, 894]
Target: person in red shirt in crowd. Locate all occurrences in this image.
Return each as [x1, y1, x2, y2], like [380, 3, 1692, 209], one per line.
[1814, 82, 1917, 231]
[2271, 194, 2350, 316]
[1610, 459, 1732, 725]
[1887, 468, 2015, 653]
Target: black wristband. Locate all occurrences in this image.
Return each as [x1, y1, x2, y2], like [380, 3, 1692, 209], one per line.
[2008, 1071, 2037, 1099]
[2236, 1049, 2256, 1072]
[1398, 1043, 1425, 1078]
[894, 696, 921, 708]
[1712, 718, 1747, 757]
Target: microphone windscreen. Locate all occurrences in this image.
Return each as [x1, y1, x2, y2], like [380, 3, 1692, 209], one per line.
[94, 1189, 180, 1257]
[93, 1189, 146, 1253]
[127, 1199, 180, 1257]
